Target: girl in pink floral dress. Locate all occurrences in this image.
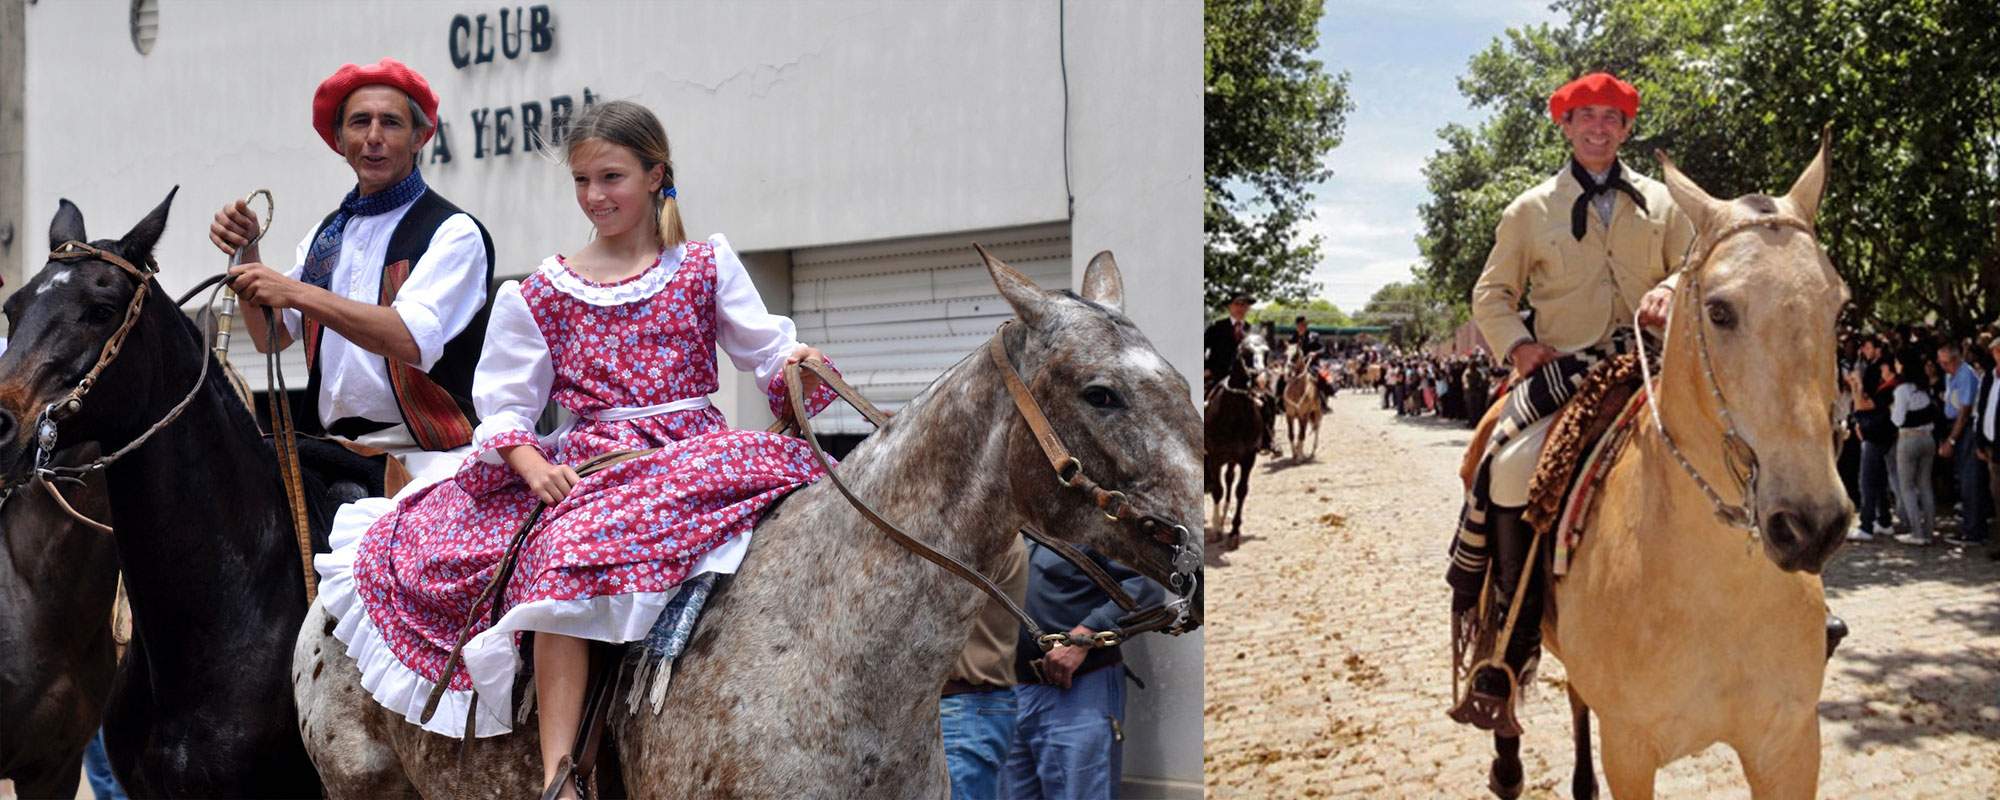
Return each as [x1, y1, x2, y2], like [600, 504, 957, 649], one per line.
[312, 100, 839, 795]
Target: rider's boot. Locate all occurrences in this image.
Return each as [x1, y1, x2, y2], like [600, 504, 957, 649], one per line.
[1826, 612, 1848, 660]
[1453, 505, 1542, 737]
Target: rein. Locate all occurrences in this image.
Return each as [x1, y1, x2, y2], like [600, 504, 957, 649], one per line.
[782, 322, 1200, 651]
[1634, 213, 1820, 542]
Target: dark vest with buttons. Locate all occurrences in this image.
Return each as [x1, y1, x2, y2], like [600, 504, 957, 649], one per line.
[301, 189, 495, 451]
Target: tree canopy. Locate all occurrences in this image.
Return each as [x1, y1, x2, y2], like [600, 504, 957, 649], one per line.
[1417, 0, 2000, 335]
[1205, 0, 1355, 309]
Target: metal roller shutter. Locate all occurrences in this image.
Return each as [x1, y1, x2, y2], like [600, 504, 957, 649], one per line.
[791, 221, 1071, 435]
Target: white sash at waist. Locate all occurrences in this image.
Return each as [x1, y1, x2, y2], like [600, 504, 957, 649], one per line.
[580, 396, 712, 422]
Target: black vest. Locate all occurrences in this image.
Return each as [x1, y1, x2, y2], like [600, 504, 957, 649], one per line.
[301, 189, 495, 450]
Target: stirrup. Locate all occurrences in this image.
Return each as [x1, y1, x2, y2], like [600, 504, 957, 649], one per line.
[539, 755, 581, 800]
[1447, 659, 1523, 737]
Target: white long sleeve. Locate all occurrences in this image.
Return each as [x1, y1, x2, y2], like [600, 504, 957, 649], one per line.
[710, 233, 804, 395]
[470, 281, 555, 462]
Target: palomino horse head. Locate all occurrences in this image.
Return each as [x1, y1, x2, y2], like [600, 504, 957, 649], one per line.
[979, 248, 1203, 624]
[1656, 137, 1852, 573]
[0, 189, 187, 488]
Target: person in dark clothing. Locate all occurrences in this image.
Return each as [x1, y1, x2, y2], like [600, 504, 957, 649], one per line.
[1848, 335, 1896, 540]
[1004, 541, 1166, 800]
[1202, 294, 1252, 389]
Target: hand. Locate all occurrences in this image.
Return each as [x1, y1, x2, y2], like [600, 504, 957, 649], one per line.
[1979, 448, 1990, 463]
[1940, 441, 1955, 459]
[1637, 285, 1674, 329]
[504, 446, 580, 505]
[227, 263, 307, 309]
[785, 344, 827, 397]
[210, 199, 264, 261]
[1509, 341, 1560, 380]
[1041, 626, 1094, 689]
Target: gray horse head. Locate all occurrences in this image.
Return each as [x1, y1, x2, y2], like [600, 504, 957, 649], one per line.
[979, 247, 1203, 623]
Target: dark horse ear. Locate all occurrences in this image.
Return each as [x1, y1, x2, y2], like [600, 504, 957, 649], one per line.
[49, 199, 87, 246]
[117, 186, 179, 264]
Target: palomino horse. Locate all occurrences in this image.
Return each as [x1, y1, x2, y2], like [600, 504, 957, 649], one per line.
[0, 456, 115, 800]
[291, 249, 1203, 797]
[1488, 139, 1851, 800]
[1206, 337, 1265, 548]
[1281, 347, 1322, 460]
[0, 192, 324, 797]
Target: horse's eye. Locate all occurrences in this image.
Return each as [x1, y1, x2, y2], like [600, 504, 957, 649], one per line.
[85, 304, 119, 325]
[1706, 300, 1736, 329]
[1082, 386, 1125, 409]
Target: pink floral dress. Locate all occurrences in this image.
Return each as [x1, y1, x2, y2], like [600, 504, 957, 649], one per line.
[313, 234, 837, 737]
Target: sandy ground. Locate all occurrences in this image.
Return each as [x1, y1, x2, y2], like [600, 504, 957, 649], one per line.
[1204, 390, 2000, 798]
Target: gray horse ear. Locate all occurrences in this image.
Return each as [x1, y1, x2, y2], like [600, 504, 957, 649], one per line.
[1080, 251, 1124, 313]
[117, 186, 179, 263]
[1783, 126, 1831, 225]
[975, 243, 1050, 327]
[1655, 149, 1723, 234]
[49, 199, 86, 245]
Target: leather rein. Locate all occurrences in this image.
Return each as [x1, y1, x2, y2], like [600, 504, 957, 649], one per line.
[781, 321, 1201, 651]
[1635, 212, 1821, 542]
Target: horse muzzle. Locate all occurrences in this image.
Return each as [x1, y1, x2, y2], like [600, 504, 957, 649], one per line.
[1760, 498, 1853, 574]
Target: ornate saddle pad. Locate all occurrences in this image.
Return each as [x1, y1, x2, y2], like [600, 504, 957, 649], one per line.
[1522, 354, 1648, 577]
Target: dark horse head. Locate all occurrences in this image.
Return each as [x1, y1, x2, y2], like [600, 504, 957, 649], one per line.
[0, 189, 189, 488]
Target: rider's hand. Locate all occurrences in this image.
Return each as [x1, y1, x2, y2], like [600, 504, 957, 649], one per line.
[785, 345, 826, 398]
[1637, 285, 1674, 329]
[210, 199, 263, 262]
[504, 446, 580, 505]
[1509, 341, 1560, 380]
[1041, 626, 1094, 689]
[228, 263, 311, 309]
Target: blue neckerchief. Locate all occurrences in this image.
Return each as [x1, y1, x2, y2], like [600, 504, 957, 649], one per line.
[302, 168, 429, 290]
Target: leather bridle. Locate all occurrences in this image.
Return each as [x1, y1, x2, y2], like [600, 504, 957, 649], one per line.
[1636, 213, 1823, 541]
[781, 321, 1201, 651]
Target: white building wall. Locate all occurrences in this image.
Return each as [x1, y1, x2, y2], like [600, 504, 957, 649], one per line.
[22, 0, 1200, 791]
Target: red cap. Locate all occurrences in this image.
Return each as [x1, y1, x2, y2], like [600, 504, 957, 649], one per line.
[311, 58, 439, 154]
[1548, 72, 1639, 123]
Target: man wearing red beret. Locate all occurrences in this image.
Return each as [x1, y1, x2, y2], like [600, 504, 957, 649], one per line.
[1444, 72, 1695, 739]
[209, 58, 495, 500]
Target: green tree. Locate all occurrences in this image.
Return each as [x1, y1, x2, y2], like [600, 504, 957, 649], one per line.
[1250, 297, 1355, 327]
[1416, 0, 2000, 335]
[1205, 0, 1355, 309]
[1360, 281, 1454, 349]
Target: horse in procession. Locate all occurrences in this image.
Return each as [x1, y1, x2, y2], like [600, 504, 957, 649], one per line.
[0, 194, 1202, 797]
[1475, 139, 1851, 800]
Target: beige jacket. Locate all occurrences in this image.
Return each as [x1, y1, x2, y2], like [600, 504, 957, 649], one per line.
[1472, 161, 1696, 361]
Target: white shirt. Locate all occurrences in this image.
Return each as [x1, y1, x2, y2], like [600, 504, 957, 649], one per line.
[1984, 371, 2000, 441]
[281, 196, 491, 428]
[469, 234, 805, 461]
[1890, 383, 1932, 429]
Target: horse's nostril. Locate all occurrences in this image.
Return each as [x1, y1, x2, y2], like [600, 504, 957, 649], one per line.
[0, 410, 16, 442]
[1763, 511, 1802, 548]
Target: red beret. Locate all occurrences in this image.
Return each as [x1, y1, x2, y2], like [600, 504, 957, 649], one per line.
[1548, 72, 1639, 123]
[312, 58, 439, 154]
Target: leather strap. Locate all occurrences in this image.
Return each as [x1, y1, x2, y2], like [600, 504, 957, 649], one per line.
[264, 308, 318, 603]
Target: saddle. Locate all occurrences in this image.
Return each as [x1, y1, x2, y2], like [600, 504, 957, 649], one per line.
[1523, 354, 1648, 578]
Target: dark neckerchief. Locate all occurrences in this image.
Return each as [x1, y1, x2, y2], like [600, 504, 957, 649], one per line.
[1568, 158, 1648, 240]
[302, 168, 430, 290]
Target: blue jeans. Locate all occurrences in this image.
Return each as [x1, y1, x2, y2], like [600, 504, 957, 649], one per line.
[85, 729, 129, 800]
[1860, 439, 1892, 529]
[942, 690, 1018, 800]
[1004, 666, 1125, 800]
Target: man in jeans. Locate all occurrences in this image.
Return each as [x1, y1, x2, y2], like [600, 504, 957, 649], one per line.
[1973, 336, 2000, 561]
[1938, 342, 1989, 545]
[1004, 541, 1165, 799]
[941, 535, 1029, 800]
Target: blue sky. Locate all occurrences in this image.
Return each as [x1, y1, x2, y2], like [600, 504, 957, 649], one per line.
[1303, 0, 1563, 312]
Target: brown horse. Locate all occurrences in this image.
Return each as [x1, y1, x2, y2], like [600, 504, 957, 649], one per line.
[1492, 139, 1850, 800]
[292, 248, 1203, 797]
[0, 459, 115, 800]
[1281, 348, 1322, 460]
